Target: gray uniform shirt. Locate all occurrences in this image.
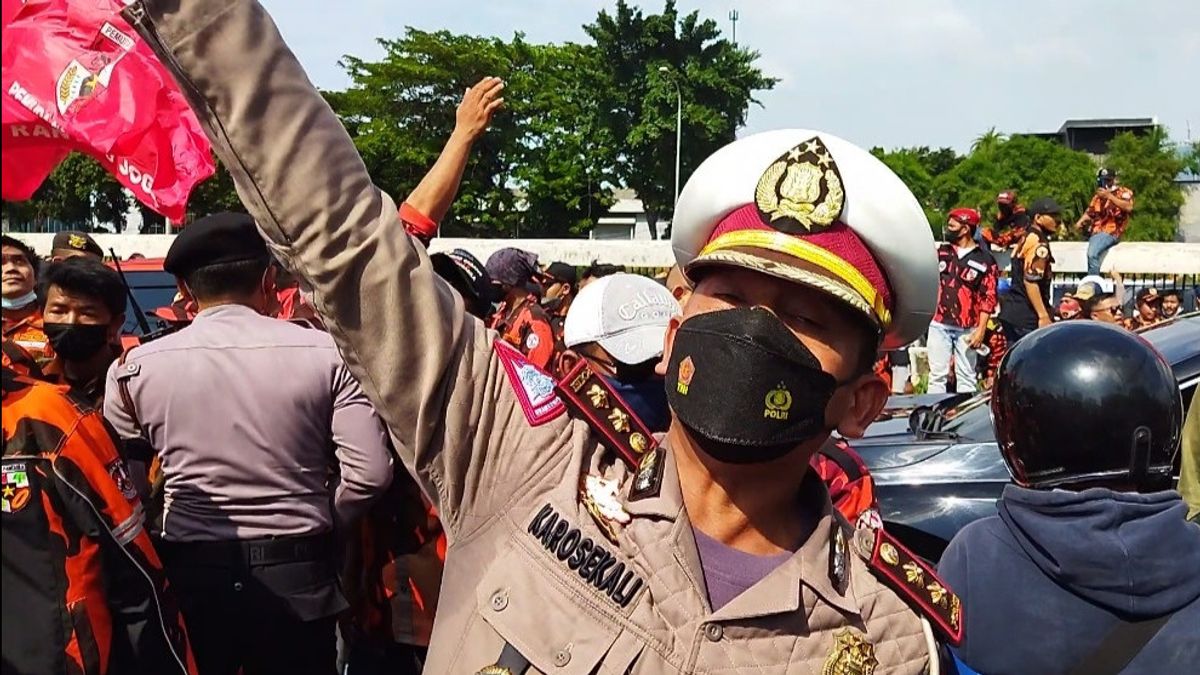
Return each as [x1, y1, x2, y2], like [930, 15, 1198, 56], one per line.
[104, 304, 392, 542]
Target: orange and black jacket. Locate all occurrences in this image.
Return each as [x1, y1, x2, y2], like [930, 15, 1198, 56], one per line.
[1, 368, 197, 675]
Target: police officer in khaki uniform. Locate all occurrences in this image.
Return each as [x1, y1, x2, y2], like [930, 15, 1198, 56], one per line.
[126, 1, 960, 672]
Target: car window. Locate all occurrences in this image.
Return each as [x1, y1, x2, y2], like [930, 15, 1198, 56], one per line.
[121, 270, 178, 336]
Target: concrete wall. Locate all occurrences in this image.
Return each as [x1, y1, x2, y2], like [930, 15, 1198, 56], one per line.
[8, 232, 1200, 274]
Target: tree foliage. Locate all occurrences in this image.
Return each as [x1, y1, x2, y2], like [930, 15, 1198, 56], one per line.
[584, 0, 776, 237]
[328, 30, 615, 237]
[3, 153, 128, 231]
[1104, 129, 1187, 242]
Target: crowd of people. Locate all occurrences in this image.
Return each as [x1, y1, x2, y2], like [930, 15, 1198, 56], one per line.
[2, 2, 1197, 674]
[917, 184, 1196, 395]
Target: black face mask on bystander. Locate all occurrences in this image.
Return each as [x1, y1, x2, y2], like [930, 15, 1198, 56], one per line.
[42, 323, 110, 362]
[665, 307, 843, 464]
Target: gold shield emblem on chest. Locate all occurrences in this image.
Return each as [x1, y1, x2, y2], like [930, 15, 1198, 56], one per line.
[822, 629, 878, 675]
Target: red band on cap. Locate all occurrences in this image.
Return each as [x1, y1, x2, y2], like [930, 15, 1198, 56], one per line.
[704, 204, 893, 315]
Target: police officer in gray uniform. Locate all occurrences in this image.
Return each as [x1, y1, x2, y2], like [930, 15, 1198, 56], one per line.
[103, 212, 393, 675]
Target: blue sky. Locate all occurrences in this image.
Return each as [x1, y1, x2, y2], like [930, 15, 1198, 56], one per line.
[259, 0, 1199, 153]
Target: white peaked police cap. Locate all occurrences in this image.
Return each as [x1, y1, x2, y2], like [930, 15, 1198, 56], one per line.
[564, 273, 681, 366]
[670, 129, 938, 349]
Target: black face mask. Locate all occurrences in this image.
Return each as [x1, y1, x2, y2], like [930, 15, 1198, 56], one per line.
[43, 323, 110, 362]
[665, 307, 842, 464]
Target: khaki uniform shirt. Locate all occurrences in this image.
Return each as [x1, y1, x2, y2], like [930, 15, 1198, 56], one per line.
[126, 1, 948, 671]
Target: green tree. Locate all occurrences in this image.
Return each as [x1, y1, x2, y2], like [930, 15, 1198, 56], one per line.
[1104, 129, 1187, 242]
[931, 135, 1095, 238]
[584, 0, 776, 238]
[3, 153, 129, 231]
[328, 30, 612, 237]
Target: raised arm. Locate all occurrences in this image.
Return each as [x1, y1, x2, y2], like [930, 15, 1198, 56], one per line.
[124, 0, 560, 533]
[402, 77, 505, 240]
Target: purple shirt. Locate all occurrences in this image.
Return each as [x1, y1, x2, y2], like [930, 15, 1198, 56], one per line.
[104, 304, 392, 541]
[693, 528, 794, 610]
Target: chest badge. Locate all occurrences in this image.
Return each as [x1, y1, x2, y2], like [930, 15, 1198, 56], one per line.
[581, 475, 631, 543]
[822, 629, 878, 675]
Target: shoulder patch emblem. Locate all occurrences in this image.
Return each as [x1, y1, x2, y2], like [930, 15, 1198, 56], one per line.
[859, 527, 963, 646]
[1, 465, 32, 514]
[494, 340, 565, 427]
[106, 459, 139, 500]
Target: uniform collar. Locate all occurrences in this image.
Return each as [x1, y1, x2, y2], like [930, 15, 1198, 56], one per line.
[193, 303, 262, 321]
[624, 445, 861, 619]
[707, 472, 860, 621]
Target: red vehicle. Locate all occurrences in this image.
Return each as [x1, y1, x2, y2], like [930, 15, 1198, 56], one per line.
[105, 257, 180, 348]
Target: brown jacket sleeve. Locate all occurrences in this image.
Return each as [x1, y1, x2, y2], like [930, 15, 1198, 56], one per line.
[125, 0, 572, 537]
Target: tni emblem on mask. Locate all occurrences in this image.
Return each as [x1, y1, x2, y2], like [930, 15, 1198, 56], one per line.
[764, 383, 793, 421]
[676, 356, 695, 395]
[755, 136, 845, 234]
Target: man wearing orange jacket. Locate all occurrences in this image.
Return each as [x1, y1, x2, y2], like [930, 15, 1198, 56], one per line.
[2, 366, 196, 674]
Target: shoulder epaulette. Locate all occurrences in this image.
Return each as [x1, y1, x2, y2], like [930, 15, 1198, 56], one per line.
[554, 359, 656, 470]
[493, 340, 565, 427]
[855, 525, 963, 646]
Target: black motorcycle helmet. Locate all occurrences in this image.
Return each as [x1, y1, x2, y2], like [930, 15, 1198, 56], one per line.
[992, 322, 1181, 491]
[1097, 167, 1116, 187]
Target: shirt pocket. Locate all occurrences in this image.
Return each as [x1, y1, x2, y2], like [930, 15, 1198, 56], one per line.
[465, 543, 638, 675]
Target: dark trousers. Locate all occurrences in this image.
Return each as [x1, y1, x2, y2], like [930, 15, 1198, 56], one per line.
[159, 536, 347, 675]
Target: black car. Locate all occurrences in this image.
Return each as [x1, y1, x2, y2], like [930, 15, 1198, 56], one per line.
[849, 314, 1200, 562]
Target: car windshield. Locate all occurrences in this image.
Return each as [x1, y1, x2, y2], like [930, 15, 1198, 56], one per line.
[120, 270, 178, 336]
[925, 392, 995, 442]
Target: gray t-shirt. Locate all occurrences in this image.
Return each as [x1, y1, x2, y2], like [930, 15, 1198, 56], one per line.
[693, 528, 794, 610]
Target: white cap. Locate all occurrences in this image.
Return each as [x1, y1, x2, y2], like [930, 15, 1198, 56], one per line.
[564, 273, 681, 365]
[670, 129, 938, 350]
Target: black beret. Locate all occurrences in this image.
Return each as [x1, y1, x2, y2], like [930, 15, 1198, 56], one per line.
[51, 231, 103, 258]
[164, 212, 269, 276]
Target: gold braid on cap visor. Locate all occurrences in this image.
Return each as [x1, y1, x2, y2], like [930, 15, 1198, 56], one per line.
[698, 229, 892, 328]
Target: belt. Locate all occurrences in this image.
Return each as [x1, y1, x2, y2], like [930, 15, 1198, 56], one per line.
[158, 533, 332, 568]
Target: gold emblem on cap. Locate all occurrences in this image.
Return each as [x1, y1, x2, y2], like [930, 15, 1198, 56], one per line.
[879, 542, 899, 566]
[68, 234, 88, 249]
[764, 383, 793, 421]
[822, 629, 878, 675]
[756, 136, 845, 234]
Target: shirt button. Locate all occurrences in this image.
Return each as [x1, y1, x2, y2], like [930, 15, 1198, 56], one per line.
[233, 581, 244, 592]
[704, 623, 723, 642]
[490, 590, 508, 612]
[553, 649, 571, 667]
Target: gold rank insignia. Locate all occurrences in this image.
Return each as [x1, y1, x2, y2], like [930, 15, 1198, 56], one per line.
[555, 360, 657, 470]
[755, 135, 845, 234]
[822, 629, 878, 675]
[859, 527, 964, 646]
[476, 667, 512, 675]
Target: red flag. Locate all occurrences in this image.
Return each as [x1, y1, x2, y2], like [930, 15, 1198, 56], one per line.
[1, 0, 215, 221]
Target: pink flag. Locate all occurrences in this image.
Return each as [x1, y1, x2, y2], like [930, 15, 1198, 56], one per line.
[2, 0, 215, 221]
